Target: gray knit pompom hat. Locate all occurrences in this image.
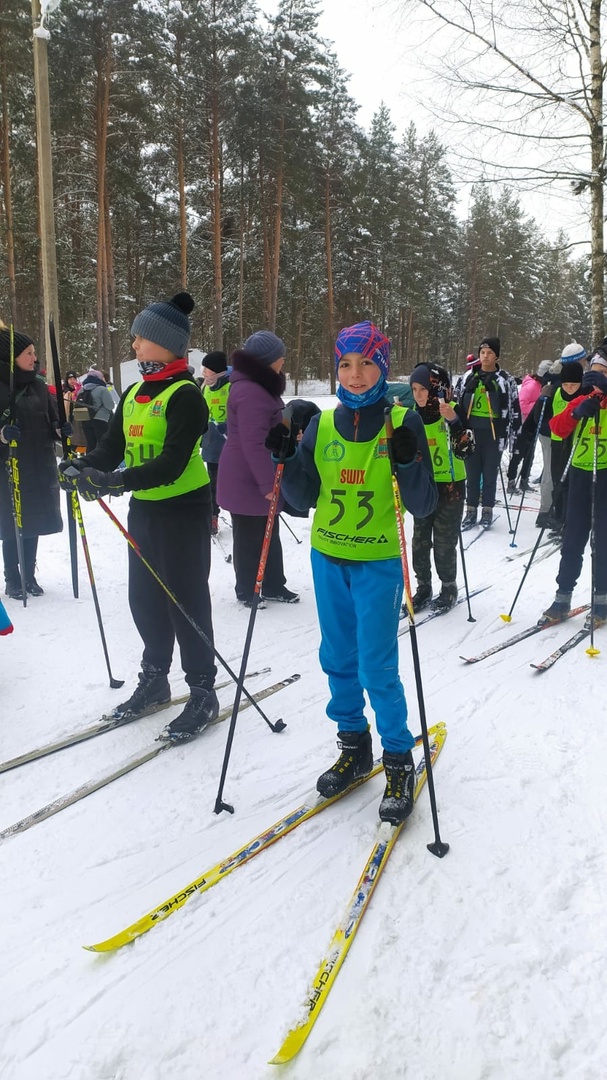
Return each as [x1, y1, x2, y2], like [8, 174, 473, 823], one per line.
[131, 291, 195, 357]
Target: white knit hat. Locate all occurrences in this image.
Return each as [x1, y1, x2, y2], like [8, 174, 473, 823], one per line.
[560, 341, 586, 363]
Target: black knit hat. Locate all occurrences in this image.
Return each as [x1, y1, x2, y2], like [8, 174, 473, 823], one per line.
[131, 291, 194, 357]
[0, 325, 35, 365]
[479, 336, 500, 358]
[203, 350, 228, 374]
[410, 363, 450, 394]
[560, 361, 584, 383]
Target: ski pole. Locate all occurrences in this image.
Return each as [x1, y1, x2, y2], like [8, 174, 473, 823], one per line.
[441, 396, 474, 622]
[6, 325, 27, 607]
[279, 513, 302, 544]
[586, 405, 601, 657]
[212, 531, 232, 563]
[214, 423, 291, 815]
[97, 497, 284, 735]
[385, 407, 449, 859]
[71, 492, 124, 688]
[485, 387, 513, 533]
[509, 399, 546, 549]
[49, 315, 78, 597]
[501, 419, 588, 623]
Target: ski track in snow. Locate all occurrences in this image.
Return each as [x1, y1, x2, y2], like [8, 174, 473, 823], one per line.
[2, 429, 607, 1080]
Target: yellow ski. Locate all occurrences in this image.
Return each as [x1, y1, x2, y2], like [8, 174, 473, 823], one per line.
[84, 725, 444, 954]
[269, 724, 447, 1065]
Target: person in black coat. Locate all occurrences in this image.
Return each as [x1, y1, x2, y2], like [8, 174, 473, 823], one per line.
[0, 321, 64, 599]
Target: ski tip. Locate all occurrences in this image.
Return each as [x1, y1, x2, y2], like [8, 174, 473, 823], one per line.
[500, 614, 512, 623]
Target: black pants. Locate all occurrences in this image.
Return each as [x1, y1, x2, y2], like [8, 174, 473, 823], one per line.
[207, 462, 219, 516]
[413, 481, 465, 585]
[127, 495, 216, 687]
[82, 418, 108, 453]
[3, 534, 38, 584]
[465, 428, 502, 508]
[550, 438, 572, 527]
[231, 513, 286, 600]
[556, 467, 607, 595]
[507, 429, 534, 485]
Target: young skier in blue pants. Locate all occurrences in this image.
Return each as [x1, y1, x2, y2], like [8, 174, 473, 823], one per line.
[266, 322, 437, 823]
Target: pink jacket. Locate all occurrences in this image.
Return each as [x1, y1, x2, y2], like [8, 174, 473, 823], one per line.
[518, 374, 541, 421]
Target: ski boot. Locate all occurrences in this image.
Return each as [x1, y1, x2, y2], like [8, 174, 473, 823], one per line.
[538, 593, 572, 627]
[480, 507, 494, 529]
[411, 583, 433, 613]
[4, 578, 23, 600]
[26, 578, 44, 597]
[461, 506, 478, 531]
[379, 749, 416, 825]
[111, 664, 171, 721]
[316, 729, 373, 798]
[159, 685, 220, 741]
[506, 479, 517, 496]
[430, 582, 458, 614]
[261, 586, 300, 603]
[585, 599, 607, 631]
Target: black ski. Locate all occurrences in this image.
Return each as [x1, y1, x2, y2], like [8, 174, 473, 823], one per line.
[460, 605, 589, 664]
[0, 667, 271, 774]
[0, 674, 298, 841]
[531, 629, 592, 672]
[49, 315, 78, 598]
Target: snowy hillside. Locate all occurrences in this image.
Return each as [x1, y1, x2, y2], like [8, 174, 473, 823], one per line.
[1, 431, 605, 1080]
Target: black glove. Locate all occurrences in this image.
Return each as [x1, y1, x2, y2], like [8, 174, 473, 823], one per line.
[466, 375, 480, 392]
[391, 423, 418, 465]
[582, 370, 607, 395]
[572, 394, 601, 420]
[1, 423, 20, 445]
[60, 421, 73, 439]
[265, 423, 297, 458]
[75, 468, 125, 502]
[58, 458, 85, 491]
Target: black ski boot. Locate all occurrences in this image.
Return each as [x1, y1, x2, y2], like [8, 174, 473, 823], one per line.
[160, 686, 220, 741]
[4, 578, 23, 600]
[316, 729, 373, 798]
[430, 582, 458, 613]
[111, 665, 171, 721]
[538, 593, 572, 627]
[379, 749, 416, 825]
[585, 597, 607, 630]
[261, 586, 300, 603]
[461, 506, 478, 531]
[411, 583, 433, 613]
[26, 578, 44, 597]
[480, 507, 494, 529]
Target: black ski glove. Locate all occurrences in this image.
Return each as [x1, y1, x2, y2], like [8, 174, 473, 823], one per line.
[583, 370, 607, 395]
[265, 423, 297, 459]
[466, 374, 480, 392]
[0, 423, 20, 445]
[76, 468, 125, 502]
[58, 458, 85, 490]
[391, 423, 418, 465]
[572, 394, 601, 420]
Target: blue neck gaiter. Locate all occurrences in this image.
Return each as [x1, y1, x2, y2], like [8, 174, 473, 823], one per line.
[336, 374, 387, 410]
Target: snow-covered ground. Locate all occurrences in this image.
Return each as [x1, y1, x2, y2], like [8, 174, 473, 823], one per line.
[2, 423, 606, 1080]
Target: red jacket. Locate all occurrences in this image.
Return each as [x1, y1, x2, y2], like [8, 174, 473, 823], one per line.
[549, 393, 607, 439]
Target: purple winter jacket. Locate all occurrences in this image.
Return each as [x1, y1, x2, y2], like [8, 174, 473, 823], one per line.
[217, 353, 286, 516]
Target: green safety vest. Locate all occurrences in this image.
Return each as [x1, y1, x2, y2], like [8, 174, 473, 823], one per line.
[122, 381, 209, 501]
[571, 408, 607, 471]
[311, 406, 408, 561]
[423, 418, 466, 483]
[203, 381, 230, 424]
[550, 388, 568, 442]
[470, 383, 499, 419]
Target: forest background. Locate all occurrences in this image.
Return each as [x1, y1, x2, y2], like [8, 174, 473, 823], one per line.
[0, 0, 594, 390]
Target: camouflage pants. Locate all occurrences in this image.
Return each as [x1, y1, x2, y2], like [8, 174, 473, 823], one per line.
[412, 480, 465, 586]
